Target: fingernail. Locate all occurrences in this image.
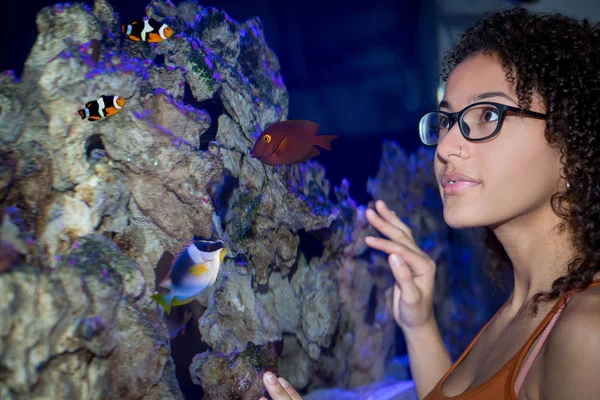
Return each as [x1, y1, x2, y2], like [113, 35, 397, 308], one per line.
[265, 372, 277, 384]
[278, 377, 290, 387]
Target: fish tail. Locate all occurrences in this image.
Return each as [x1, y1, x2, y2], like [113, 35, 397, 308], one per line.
[151, 293, 172, 314]
[314, 135, 338, 151]
[121, 24, 126, 34]
[77, 109, 86, 119]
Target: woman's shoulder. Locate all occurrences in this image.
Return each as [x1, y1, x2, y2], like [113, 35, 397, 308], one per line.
[538, 281, 600, 399]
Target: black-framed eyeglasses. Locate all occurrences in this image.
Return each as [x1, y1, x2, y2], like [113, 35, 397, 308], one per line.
[418, 101, 547, 146]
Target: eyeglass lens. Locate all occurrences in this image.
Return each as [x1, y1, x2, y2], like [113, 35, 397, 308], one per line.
[420, 104, 501, 145]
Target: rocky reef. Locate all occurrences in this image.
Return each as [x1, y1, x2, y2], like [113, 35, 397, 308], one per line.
[0, 0, 489, 399]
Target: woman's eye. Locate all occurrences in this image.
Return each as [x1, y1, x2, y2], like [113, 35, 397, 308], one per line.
[481, 109, 499, 122]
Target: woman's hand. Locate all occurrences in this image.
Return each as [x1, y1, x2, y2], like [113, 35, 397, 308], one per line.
[365, 200, 437, 331]
[259, 372, 302, 400]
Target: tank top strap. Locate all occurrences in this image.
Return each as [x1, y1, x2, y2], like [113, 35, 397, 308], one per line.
[508, 279, 600, 395]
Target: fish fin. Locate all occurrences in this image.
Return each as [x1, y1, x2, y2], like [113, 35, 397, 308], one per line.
[77, 109, 86, 119]
[172, 240, 195, 264]
[172, 296, 197, 307]
[128, 35, 141, 41]
[162, 240, 195, 281]
[85, 101, 94, 108]
[189, 263, 208, 276]
[158, 277, 173, 289]
[104, 106, 118, 117]
[273, 136, 289, 155]
[313, 135, 338, 151]
[265, 120, 320, 137]
[295, 147, 320, 163]
[89, 115, 101, 121]
[219, 249, 227, 265]
[147, 33, 162, 43]
[121, 24, 126, 33]
[151, 293, 172, 315]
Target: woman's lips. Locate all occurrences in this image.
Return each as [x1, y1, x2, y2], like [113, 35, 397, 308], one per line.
[443, 180, 481, 195]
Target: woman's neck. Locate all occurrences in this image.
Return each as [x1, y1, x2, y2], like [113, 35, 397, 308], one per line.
[491, 206, 575, 313]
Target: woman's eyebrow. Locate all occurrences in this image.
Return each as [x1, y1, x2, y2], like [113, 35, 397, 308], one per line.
[472, 91, 518, 104]
[438, 91, 518, 111]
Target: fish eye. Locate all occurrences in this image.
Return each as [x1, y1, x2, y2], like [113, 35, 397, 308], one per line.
[262, 134, 271, 143]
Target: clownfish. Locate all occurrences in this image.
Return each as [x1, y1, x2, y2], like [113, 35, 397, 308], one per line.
[121, 17, 173, 43]
[249, 120, 338, 166]
[151, 239, 226, 314]
[77, 95, 125, 121]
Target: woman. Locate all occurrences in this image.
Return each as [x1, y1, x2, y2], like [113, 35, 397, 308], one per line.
[260, 7, 600, 400]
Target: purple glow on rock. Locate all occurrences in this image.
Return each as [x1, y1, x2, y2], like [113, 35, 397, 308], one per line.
[179, 81, 184, 87]
[195, 14, 202, 23]
[54, 4, 64, 13]
[239, 29, 246, 37]
[166, 0, 175, 7]
[167, 65, 176, 71]
[122, 63, 136, 73]
[251, 24, 261, 38]
[271, 72, 284, 89]
[71, 241, 81, 249]
[213, 71, 221, 81]
[155, 87, 168, 96]
[175, 33, 184, 39]
[143, 59, 152, 65]
[101, 268, 109, 280]
[181, 66, 187, 73]
[143, 109, 152, 117]
[192, 40, 199, 51]
[133, 111, 143, 119]
[54, 255, 62, 262]
[205, 57, 213, 69]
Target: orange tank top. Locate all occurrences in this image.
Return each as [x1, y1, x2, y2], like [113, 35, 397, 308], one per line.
[424, 279, 600, 400]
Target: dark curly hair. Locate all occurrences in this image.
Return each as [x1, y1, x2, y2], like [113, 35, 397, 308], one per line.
[440, 7, 600, 314]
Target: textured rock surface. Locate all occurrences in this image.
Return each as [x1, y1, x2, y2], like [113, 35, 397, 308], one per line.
[189, 342, 278, 400]
[0, 234, 182, 400]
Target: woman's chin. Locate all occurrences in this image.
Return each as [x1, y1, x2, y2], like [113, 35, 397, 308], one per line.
[443, 209, 481, 230]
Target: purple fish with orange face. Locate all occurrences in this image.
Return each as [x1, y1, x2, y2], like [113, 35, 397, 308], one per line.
[249, 120, 338, 166]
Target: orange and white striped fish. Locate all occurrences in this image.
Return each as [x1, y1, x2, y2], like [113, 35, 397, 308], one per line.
[77, 95, 125, 121]
[121, 17, 173, 43]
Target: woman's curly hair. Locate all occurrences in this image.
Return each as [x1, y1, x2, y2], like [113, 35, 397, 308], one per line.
[440, 7, 600, 314]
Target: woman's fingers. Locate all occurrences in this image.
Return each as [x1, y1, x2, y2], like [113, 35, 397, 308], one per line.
[365, 207, 419, 253]
[374, 200, 414, 240]
[278, 377, 302, 400]
[262, 372, 302, 400]
[364, 236, 426, 265]
[389, 254, 421, 305]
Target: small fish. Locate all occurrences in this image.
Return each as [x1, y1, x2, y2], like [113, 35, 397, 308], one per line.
[151, 239, 226, 314]
[121, 17, 173, 43]
[249, 120, 338, 166]
[78, 95, 125, 121]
